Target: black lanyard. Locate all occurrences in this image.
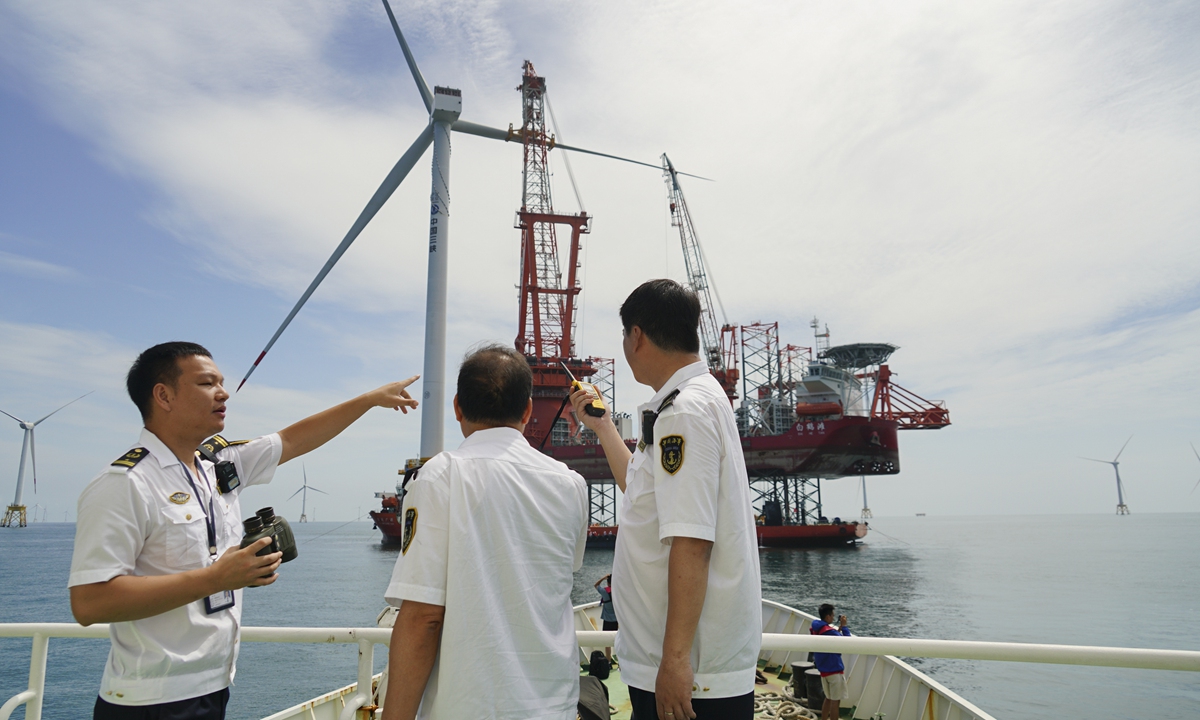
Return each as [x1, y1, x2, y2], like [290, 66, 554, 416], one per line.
[180, 461, 219, 557]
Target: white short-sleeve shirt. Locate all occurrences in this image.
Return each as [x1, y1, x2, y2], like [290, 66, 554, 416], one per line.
[69, 428, 282, 705]
[384, 426, 589, 720]
[612, 361, 762, 698]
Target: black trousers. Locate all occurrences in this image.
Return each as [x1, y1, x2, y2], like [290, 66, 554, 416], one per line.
[94, 688, 229, 720]
[629, 686, 754, 720]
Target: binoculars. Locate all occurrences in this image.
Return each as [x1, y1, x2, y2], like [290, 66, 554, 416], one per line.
[239, 506, 298, 565]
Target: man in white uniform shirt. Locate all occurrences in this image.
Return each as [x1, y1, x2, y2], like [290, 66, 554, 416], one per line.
[571, 280, 762, 720]
[69, 341, 418, 720]
[382, 344, 589, 720]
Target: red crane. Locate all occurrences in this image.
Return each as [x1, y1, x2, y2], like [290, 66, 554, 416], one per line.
[512, 61, 612, 448]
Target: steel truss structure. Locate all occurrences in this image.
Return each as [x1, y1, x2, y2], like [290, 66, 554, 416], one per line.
[750, 476, 825, 526]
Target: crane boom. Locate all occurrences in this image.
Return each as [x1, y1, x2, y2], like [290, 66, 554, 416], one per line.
[662, 154, 738, 399]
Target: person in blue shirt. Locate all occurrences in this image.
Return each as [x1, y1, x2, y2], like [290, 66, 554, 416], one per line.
[594, 574, 618, 661]
[810, 604, 851, 720]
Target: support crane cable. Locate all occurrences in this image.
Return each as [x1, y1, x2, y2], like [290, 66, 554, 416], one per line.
[544, 92, 585, 212]
[544, 89, 588, 345]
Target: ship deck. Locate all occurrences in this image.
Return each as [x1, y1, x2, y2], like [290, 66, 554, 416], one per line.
[584, 665, 834, 720]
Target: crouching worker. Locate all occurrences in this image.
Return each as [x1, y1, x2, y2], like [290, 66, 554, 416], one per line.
[69, 341, 419, 719]
[382, 344, 589, 720]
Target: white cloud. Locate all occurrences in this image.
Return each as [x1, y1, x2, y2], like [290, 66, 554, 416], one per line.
[1, 0, 1198, 516]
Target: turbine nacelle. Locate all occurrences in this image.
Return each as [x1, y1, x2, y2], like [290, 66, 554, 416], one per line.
[432, 87, 462, 123]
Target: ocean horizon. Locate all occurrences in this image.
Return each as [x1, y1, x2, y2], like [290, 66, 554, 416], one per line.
[2, 513, 1197, 719]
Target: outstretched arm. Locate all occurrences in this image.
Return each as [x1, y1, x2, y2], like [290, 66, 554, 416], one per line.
[279, 377, 419, 464]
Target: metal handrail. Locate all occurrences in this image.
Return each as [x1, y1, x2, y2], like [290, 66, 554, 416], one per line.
[4, 624, 1200, 720]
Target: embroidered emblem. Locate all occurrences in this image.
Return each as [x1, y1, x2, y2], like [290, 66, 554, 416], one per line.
[402, 508, 418, 555]
[169, 492, 191, 505]
[112, 448, 149, 468]
[659, 435, 685, 474]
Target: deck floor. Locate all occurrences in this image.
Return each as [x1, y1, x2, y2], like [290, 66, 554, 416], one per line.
[581, 667, 839, 720]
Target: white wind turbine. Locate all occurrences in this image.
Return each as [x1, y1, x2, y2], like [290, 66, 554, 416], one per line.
[1081, 434, 1133, 515]
[2, 392, 92, 528]
[236, 0, 667, 462]
[289, 463, 328, 523]
[1188, 443, 1200, 497]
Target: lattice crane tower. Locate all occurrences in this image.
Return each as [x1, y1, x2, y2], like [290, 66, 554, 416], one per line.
[514, 61, 589, 359]
[662, 154, 738, 399]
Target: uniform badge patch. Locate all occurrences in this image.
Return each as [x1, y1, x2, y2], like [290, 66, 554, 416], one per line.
[169, 492, 191, 505]
[659, 435, 685, 475]
[402, 508, 418, 555]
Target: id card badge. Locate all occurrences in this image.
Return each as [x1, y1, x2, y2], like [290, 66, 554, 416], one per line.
[204, 590, 235, 615]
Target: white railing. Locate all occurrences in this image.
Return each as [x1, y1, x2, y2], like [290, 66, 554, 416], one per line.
[3, 624, 1200, 720]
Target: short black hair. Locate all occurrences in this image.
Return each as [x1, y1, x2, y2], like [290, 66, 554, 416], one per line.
[819, 603, 835, 620]
[456, 343, 532, 425]
[127, 342, 213, 421]
[619, 279, 700, 354]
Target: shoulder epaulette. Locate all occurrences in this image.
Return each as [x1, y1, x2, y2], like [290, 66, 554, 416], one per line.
[197, 434, 250, 462]
[112, 447, 149, 469]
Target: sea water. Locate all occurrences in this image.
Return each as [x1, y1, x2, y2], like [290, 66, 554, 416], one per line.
[2, 514, 1197, 719]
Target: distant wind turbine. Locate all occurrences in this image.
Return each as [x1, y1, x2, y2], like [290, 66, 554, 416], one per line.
[2, 392, 92, 528]
[289, 464, 328, 523]
[1189, 443, 1200, 497]
[1080, 434, 1133, 515]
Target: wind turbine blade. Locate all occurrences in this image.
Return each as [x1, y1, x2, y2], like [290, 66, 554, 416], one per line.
[450, 120, 690, 176]
[662, 153, 714, 184]
[0, 409, 21, 423]
[380, 0, 433, 113]
[237, 124, 435, 391]
[1191, 442, 1199, 464]
[554, 140, 673, 172]
[288, 487, 305, 501]
[1113, 434, 1133, 462]
[33, 391, 93, 426]
[451, 120, 512, 142]
[1079, 457, 1114, 465]
[310, 486, 329, 495]
[30, 428, 37, 494]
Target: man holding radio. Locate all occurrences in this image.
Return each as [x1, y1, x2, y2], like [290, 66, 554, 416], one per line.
[571, 280, 762, 720]
[69, 341, 418, 719]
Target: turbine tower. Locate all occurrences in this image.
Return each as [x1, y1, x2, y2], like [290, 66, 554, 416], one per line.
[2, 392, 91, 528]
[1081, 435, 1133, 515]
[237, 0, 662, 462]
[289, 464, 328, 523]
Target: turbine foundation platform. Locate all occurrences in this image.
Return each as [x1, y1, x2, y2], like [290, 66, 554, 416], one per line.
[1116, 504, 1130, 515]
[2, 504, 27, 527]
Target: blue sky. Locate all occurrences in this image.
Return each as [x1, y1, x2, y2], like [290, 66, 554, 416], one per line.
[1, 0, 1198, 522]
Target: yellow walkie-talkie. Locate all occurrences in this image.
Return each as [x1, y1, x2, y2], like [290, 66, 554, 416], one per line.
[561, 362, 607, 417]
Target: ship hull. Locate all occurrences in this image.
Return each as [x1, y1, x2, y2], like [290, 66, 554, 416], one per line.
[370, 510, 403, 546]
[545, 415, 899, 482]
[586, 522, 868, 548]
